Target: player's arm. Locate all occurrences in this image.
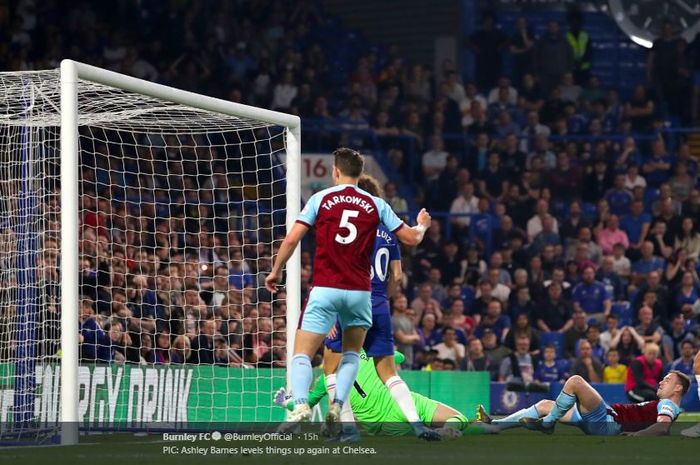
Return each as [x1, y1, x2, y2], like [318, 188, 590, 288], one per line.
[623, 415, 673, 436]
[387, 259, 402, 298]
[394, 208, 432, 246]
[265, 222, 309, 293]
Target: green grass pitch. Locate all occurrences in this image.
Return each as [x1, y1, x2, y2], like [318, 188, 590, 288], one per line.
[2, 415, 699, 465]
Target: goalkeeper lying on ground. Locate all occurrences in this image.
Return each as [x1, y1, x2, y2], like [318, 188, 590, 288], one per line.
[274, 350, 469, 438]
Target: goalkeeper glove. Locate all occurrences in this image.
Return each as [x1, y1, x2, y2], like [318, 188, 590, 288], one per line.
[273, 387, 292, 408]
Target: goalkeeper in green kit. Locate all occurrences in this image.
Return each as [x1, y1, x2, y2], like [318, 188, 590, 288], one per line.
[273, 350, 470, 438]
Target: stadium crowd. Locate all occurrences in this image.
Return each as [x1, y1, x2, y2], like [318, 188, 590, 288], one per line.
[1, 0, 699, 400]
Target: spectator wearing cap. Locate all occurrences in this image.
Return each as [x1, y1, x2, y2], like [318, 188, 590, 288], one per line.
[571, 265, 612, 322]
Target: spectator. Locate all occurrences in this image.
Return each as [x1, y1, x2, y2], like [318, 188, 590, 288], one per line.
[384, 182, 408, 215]
[422, 135, 449, 182]
[563, 310, 589, 359]
[498, 334, 537, 385]
[434, 327, 466, 366]
[642, 138, 672, 187]
[604, 174, 634, 216]
[631, 241, 666, 284]
[534, 20, 574, 91]
[416, 312, 442, 352]
[510, 17, 535, 81]
[596, 255, 624, 301]
[599, 313, 620, 352]
[603, 348, 628, 383]
[571, 265, 612, 321]
[527, 199, 559, 242]
[669, 340, 697, 376]
[534, 344, 567, 383]
[675, 217, 700, 260]
[449, 182, 479, 230]
[467, 12, 507, 89]
[481, 329, 512, 380]
[530, 214, 561, 255]
[410, 283, 443, 323]
[611, 243, 632, 281]
[585, 323, 606, 362]
[610, 326, 646, 365]
[571, 339, 604, 382]
[664, 314, 695, 361]
[462, 338, 491, 371]
[392, 294, 420, 368]
[621, 200, 651, 259]
[474, 299, 512, 342]
[188, 318, 218, 364]
[625, 343, 663, 402]
[635, 305, 664, 344]
[504, 311, 540, 354]
[535, 281, 574, 333]
[596, 215, 629, 255]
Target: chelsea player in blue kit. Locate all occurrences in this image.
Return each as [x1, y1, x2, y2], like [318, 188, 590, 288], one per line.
[323, 175, 440, 442]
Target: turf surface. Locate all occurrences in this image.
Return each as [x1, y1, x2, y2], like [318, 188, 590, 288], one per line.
[2, 416, 699, 465]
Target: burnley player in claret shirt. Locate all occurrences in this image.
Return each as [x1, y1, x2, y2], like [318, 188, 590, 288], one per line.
[265, 148, 432, 436]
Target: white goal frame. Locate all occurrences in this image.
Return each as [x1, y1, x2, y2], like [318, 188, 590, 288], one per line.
[59, 59, 301, 445]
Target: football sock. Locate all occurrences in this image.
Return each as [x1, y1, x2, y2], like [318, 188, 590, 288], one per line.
[325, 373, 337, 404]
[543, 391, 576, 425]
[492, 405, 540, 430]
[334, 351, 360, 406]
[385, 375, 421, 424]
[696, 375, 700, 400]
[290, 353, 312, 405]
[340, 399, 356, 425]
[446, 414, 469, 432]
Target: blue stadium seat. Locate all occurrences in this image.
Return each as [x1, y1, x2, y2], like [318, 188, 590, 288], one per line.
[556, 358, 571, 375]
[612, 301, 632, 319]
[540, 332, 565, 359]
[581, 202, 598, 222]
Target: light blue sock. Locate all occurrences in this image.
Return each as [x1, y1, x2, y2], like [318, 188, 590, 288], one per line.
[290, 354, 312, 405]
[492, 405, 540, 430]
[334, 351, 360, 405]
[543, 391, 576, 425]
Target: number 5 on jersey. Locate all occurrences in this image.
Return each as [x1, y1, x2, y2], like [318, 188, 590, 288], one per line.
[335, 209, 359, 244]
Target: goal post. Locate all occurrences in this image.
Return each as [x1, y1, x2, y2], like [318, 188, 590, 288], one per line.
[1, 60, 301, 445]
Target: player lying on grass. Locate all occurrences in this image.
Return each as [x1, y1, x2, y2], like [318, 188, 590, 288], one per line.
[273, 350, 469, 439]
[476, 371, 690, 436]
[320, 174, 439, 442]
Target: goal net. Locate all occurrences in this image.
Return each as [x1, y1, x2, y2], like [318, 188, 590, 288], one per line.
[0, 62, 300, 444]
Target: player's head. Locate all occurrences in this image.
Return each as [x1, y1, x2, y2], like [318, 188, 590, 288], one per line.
[657, 370, 691, 399]
[332, 147, 364, 181]
[357, 174, 384, 198]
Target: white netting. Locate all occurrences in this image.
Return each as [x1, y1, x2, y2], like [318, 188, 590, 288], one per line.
[0, 69, 292, 440]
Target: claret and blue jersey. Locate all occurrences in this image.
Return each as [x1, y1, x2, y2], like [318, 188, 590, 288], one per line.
[297, 184, 404, 334]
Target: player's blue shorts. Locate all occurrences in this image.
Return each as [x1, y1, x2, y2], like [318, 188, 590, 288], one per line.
[570, 401, 621, 436]
[324, 300, 394, 356]
[300, 286, 372, 335]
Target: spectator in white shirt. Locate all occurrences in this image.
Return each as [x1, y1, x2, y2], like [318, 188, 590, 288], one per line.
[527, 198, 559, 241]
[487, 76, 518, 105]
[434, 327, 466, 365]
[270, 71, 298, 111]
[422, 135, 450, 181]
[450, 182, 479, 229]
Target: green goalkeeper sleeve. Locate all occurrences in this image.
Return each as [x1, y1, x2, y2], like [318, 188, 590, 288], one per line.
[285, 374, 328, 411]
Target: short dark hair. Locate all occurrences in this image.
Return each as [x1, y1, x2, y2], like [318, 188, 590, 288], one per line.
[543, 344, 557, 351]
[333, 147, 364, 178]
[669, 370, 691, 396]
[357, 174, 383, 197]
